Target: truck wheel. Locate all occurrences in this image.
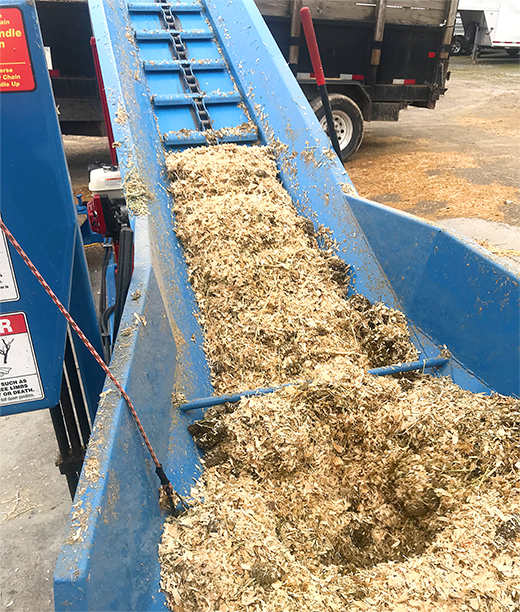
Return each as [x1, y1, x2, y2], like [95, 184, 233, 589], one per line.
[451, 35, 467, 56]
[311, 94, 364, 162]
[506, 48, 519, 57]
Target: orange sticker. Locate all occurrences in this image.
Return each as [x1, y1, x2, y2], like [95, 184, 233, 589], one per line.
[0, 7, 35, 93]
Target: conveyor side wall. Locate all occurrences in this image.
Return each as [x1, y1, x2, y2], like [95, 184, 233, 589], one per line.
[55, 218, 197, 611]
[348, 197, 520, 396]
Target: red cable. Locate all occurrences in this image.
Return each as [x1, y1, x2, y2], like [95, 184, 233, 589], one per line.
[0, 219, 176, 504]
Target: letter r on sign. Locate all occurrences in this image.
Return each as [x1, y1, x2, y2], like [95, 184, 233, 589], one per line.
[0, 320, 13, 334]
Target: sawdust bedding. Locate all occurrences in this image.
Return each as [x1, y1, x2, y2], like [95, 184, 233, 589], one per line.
[160, 144, 520, 612]
[345, 150, 520, 224]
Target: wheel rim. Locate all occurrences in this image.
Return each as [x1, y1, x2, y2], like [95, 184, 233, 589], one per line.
[320, 110, 353, 149]
[452, 39, 462, 54]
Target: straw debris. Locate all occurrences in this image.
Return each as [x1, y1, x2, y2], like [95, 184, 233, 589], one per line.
[122, 166, 151, 216]
[166, 144, 416, 393]
[160, 144, 519, 612]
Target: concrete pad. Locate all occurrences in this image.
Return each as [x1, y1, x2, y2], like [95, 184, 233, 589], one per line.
[438, 217, 520, 267]
[0, 410, 70, 612]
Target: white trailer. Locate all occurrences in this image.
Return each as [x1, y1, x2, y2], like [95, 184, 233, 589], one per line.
[458, 0, 520, 56]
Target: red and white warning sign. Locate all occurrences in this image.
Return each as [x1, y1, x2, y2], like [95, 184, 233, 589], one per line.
[0, 229, 19, 303]
[0, 7, 35, 93]
[0, 312, 44, 406]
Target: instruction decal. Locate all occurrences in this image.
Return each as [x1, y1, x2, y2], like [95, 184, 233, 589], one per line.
[0, 229, 19, 302]
[0, 7, 35, 93]
[0, 312, 44, 406]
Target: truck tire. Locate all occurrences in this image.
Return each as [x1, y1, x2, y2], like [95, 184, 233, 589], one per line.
[506, 48, 519, 57]
[451, 35, 468, 56]
[311, 94, 364, 162]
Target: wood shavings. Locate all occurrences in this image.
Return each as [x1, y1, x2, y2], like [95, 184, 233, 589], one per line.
[98, 388, 113, 408]
[341, 181, 357, 196]
[166, 144, 415, 394]
[160, 144, 519, 612]
[122, 166, 151, 216]
[132, 312, 146, 326]
[346, 150, 519, 223]
[115, 101, 129, 125]
[1, 489, 39, 524]
[164, 123, 258, 145]
[477, 239, 520, 258]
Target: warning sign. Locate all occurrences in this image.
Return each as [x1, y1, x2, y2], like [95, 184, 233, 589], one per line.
[0, 229, 19, 303]
[0, 8, 35, 93]
[0, 312, 44, 406]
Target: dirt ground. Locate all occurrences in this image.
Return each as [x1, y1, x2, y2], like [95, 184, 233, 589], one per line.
[346, 51, 520, 227]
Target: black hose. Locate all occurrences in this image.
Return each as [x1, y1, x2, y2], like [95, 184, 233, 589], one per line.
[99, 241, 112, 316]
[98, 226, 134, 363]
[100, 305, 114, 364]
[112, 227, 134, 340]
[99, 242, 113, 364]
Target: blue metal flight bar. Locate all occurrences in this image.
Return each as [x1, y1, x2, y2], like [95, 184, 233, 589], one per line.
[126, 0, 258, 149]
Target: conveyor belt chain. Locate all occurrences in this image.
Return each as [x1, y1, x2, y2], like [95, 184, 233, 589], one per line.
[127, 0, 258, 148]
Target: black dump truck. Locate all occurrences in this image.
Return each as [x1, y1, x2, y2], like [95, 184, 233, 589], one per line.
[36, 0, 458, 159]
[36, 0, 103, 135]
[257, 0, 459, 159]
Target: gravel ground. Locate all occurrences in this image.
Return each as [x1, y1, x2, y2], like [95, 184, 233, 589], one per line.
[0, 49, 518, 612]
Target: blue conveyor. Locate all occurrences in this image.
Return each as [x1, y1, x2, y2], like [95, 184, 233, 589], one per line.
[54, 1, 520, 609]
